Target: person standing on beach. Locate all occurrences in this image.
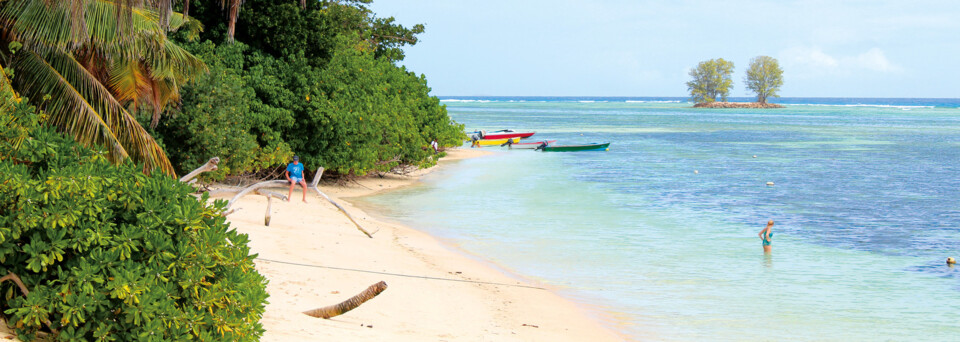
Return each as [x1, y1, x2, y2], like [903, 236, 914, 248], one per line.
[758, 220, 774, 253]
[470, 134, 480, 148]
[286, 156, 308, 203]
[430, 138, 439, 153]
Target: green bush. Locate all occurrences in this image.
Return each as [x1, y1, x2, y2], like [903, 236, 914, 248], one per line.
[0, 107, 268, 341]
[153, 41, 293, 179]
[165, 0, 465, 178]
[291, 37, 464, 175]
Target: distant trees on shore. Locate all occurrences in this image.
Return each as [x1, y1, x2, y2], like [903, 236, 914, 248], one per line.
[744, 56, 784, 104]
[687, 56, 784, 105]
[686, 58, 735, 103]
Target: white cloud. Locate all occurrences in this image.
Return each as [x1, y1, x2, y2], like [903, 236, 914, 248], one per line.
[782, 46, 839, 68]
[850, 48, 899, 72]
[779, 46, 901, 76]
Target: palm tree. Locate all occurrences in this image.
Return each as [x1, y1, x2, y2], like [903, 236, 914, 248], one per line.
[0, 0, 206, 175]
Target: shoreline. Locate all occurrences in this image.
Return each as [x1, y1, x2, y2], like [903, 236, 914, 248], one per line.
[220, 148, 628, 341]
[693, 101, 784, 108]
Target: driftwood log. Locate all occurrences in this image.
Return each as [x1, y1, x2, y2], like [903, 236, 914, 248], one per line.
[196, 164, 370, 236]
[207, 187, 287, 201]
[265, 197, 273, 226]
[308, 167, 374, 238]
[303, 281, 388, 319]
[179, 157, 220, 183]
[206, 187, 241, 196]
[311, 167, 324, 188]
[222, 207, 241, 216]
[311, 187, 373, 238]
[225, 180, 291, 209]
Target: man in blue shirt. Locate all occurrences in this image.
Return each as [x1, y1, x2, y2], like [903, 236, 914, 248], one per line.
[285, 155, 308, 203]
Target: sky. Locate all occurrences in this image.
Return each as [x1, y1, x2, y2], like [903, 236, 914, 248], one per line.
[369, 0, 960, 98]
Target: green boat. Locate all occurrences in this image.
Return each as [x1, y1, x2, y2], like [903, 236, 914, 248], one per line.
[538, 142, 610, 152]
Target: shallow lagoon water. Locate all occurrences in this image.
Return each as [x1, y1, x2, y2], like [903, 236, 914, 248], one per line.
[355, 98, 960, 341]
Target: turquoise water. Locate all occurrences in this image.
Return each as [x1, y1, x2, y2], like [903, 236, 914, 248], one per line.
[355, 98, 960, 341]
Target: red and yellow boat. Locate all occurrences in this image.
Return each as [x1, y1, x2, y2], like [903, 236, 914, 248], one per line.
[468, 129, 536, 140]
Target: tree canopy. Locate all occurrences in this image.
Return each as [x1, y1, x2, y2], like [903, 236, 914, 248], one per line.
[157, 0, 464, 179]
[686, 58, 735, 103]
[744, 56, 784, 104]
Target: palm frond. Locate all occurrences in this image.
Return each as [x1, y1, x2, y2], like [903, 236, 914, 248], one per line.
[108, 58, 148, 103]
[1, 0, 83, 49]
[146, 38, 206, 81]
[14, 48, 127, 158]
[142, 76, 177, 128]
[2, 0, 186, 51]
[0, 64, 22, 112]
[13, 48, 174, 174]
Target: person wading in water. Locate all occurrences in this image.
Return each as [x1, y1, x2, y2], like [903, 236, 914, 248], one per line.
[758, 220, 774, 253]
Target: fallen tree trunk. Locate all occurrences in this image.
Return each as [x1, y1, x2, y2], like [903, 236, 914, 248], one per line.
[310, 167, 325, 188]
[303, 281, 388, 319]
[308, 167, 374, 238]
[226, 180, 291, 209]
[264, 197, 272, 226]
[311, 187, 374, 238]
[206, 187, 242, 196]
[179, 157, 220, 183]
[221, 167, 373, 237]
[206, 188, 286, 200]
[255, 189, 287, 201]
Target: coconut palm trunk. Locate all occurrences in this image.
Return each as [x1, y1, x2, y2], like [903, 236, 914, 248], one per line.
[303, 281, 388, 319]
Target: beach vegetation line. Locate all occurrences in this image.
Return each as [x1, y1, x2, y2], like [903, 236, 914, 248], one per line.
[0, 102, 269, 341]
[151, 0, 465, 181]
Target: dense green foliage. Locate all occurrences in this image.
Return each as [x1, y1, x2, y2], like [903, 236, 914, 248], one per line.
[151, 41, 293, 180]
[0, 0, 207, 175]
[744, 56, 784, 104]
[157, 0, 464, 178]
[687, 58, 735, 103]
[0, 0, 459, 340]
[0, 104, 268, 341]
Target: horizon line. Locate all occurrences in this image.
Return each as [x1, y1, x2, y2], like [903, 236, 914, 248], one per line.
[435, 95, 960, 100]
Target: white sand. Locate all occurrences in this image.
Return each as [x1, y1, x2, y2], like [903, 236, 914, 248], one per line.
[224, 148, 627, 341]
[0, 148, 627, 341]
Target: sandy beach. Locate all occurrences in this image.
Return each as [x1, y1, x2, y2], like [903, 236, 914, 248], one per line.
[221, 148, 626, 341]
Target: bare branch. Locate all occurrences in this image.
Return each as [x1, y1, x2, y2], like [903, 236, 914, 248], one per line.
[179, 157, 220, 183]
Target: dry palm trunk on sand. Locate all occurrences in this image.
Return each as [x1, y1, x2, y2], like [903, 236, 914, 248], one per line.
[303, 281, 388, 319]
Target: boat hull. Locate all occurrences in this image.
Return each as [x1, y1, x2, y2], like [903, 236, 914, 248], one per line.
[483, 132, 535, 139]
[508, 140, 557, 149]
[467, 130, 536, 140]
[474, 137, 521, 146]
[539, 142, 610, 152]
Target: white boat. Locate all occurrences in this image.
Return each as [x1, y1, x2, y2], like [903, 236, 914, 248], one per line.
[506, 140, 556, 149]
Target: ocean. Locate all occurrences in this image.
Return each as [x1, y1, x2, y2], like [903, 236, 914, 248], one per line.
[354, 97, 960, 341]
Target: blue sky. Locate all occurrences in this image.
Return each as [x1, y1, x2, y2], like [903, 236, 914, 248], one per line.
[370, 1, 960, 98]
